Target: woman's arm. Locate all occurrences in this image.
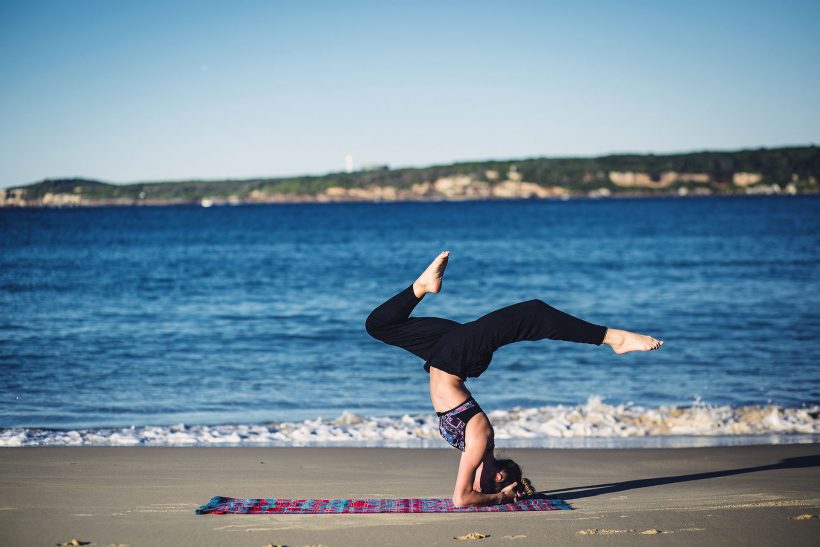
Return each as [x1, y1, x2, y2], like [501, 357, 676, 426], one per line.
[453, 468, 518, 507]
[451, 418, 518, 508]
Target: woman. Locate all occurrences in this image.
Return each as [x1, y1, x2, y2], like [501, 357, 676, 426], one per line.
[365, 251, 663, 507]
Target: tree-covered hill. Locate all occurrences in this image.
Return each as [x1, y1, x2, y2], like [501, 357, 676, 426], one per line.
[3, 146, 818, 207]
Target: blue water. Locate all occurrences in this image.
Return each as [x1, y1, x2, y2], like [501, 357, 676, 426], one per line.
[1, 196, 819, 429]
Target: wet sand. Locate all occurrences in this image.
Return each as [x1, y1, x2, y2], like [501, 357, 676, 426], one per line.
[1, 444, 818, 546]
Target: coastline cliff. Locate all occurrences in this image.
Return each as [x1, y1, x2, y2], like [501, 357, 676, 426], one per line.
[2, 146, 818, 207]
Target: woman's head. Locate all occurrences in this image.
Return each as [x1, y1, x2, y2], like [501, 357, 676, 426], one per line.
[490, 457, 536, 496]
[493, 458, 522, 491]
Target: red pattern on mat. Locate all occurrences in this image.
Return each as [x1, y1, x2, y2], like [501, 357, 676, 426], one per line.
[196, 495, 571, 514]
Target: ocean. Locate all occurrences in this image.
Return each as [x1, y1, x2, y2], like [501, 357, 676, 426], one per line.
[1, 196, 818, 447]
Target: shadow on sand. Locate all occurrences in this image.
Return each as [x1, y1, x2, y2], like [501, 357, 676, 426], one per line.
[537, 454, 820, 501]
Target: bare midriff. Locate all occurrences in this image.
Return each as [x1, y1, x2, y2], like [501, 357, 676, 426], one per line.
[429, 366, 472, 414]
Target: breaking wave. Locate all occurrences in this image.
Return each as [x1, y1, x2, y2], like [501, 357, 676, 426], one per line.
[1, 396, 817, 448]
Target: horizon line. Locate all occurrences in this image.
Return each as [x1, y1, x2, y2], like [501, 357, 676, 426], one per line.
[9, 142, 817, 189]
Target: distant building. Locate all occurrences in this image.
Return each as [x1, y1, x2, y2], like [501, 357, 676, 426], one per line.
[345, 154, 354, 173]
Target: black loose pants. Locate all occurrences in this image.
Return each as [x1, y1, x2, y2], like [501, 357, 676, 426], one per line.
[365, 284, 608, 379]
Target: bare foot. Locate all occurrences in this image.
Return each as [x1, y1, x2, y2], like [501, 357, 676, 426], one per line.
[604, 328, 663, 354]
[413, 251, 450, 298]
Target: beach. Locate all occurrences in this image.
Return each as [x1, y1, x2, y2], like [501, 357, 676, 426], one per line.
[1, 444, 817, 546]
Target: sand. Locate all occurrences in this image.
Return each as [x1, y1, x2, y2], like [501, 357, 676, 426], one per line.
[0, 444, 818, 546]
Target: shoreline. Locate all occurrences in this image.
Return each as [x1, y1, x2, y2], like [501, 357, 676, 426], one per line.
[1, 444, 818, 546]
[1, 191, 817, 209]
[2, 433, 818, 450]
[3, 397, 817, 447]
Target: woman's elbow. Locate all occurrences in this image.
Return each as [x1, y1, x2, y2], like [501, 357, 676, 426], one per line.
[452, 494, 476, 508]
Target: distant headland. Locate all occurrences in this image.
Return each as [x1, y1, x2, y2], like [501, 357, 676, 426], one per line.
[2, 146, 818, 207]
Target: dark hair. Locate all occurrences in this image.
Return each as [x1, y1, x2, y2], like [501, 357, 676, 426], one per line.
[492, 458, 536, 497]
[494, 458, 521, 491]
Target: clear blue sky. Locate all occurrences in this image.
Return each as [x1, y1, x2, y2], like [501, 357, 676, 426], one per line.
[1, 0, 818, 187]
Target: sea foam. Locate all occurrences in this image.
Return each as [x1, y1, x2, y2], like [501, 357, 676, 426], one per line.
[1, 396, 817, 447]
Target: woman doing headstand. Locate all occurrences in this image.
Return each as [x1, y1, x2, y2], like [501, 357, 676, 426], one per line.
[365, 251, 663, 508]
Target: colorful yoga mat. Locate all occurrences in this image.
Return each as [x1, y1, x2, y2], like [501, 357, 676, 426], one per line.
[196, 495, 572, 514]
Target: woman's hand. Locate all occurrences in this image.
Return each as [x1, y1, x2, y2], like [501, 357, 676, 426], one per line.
[498, 482, 520, 504]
